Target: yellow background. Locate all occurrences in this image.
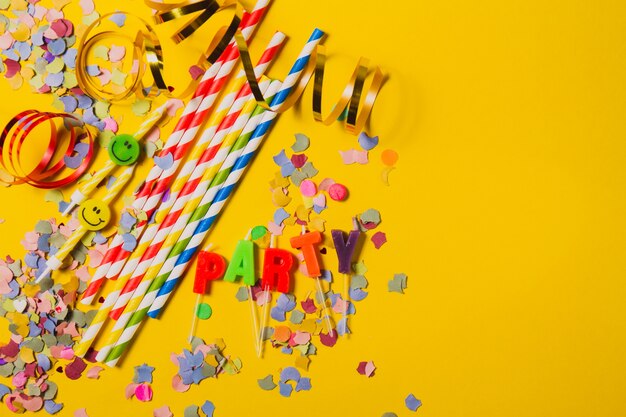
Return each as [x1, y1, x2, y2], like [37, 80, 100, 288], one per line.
[1, 0, 626, 416]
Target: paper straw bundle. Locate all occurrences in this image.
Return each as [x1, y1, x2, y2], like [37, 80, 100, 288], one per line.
[99, 29, 325, 366]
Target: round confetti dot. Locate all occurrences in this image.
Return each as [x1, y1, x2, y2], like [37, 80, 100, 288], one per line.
[196, 303, 212, 320]
[251, 225, 268, 240]
[299, 179, 317, 197]
[381, 149, 399, 166]
[328, 183, 348, 201]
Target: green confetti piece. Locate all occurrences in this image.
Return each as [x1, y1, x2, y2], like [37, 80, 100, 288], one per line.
[257, 374, 277, 391]
[132, 99, 151, 116]
[234, 286, 248, 302]
[301, 161, 319, 178]
[291, 133, 310, 152]
[350, 274, 368, 290]
[388, 273, 408, 294]
[93, 45, 109, 60]
[196, 303, 212, 320]
[34, 220, 53, 234]
[289, 310, 305, 325]
[251, 225, 267, 240]
[352, 261, 368, 275]
[360, 208, 382, 225]
[184, 405, 199, 417]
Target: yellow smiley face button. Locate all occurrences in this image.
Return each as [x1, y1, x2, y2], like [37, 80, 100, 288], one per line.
[78, 199, 111, 231]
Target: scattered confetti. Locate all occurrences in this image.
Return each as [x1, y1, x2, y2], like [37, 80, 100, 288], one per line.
[257, 374, 277, 391]
[356, 360, 376, 377]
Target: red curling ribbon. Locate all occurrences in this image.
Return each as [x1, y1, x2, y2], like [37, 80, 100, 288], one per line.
[0, 110, 95, 189]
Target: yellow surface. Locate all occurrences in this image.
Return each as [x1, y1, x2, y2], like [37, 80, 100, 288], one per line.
[1, 0, 626, 416]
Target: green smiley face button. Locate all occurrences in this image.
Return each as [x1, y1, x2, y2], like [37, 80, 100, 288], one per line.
[108, 134, 140, 165]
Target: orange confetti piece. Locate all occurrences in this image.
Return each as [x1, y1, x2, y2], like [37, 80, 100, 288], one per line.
[381, 149, 399, 166]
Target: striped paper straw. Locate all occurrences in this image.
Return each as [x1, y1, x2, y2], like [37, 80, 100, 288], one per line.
[148, 80, 283, 318]
[102, 30, 325, 366]
[107, 35, 284, 321]
[82, 1, 268, 293]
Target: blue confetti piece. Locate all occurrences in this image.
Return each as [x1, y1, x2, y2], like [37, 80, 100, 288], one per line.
[74, 142, 90, 158]
[273, 149, 289, 166]
[278, 382, 293, 397]
[44, 400, 64, 414]
[76, 94, 93, 109]
[295, 377, 311, 392]
[122, 233, 137, 252]
[59, 96, 78, 113]
[48, 38, 66, 56]
[86, 65, 100, 76]
[45, 72, 64, 87]
[347, 301, 356, 315]
[312, 204, 325, 214]
[109, 13, 127, 27]
[358, 132, 379, 151]
[29, 321, 42, 337]
[32, 30, 44, 46]
[154, 152, 174, 171]
[120, 212, 137, 230]
[4, 48, 19, 61]
[15, 41, 31, 60]
[93, 232, 107, 245]
[82, 107, 99, 125]
[43, 318, 56, 334]
[133, 363, 155, 384]
[0, 383, 10, 400]
[273, 208, 290, 226]
[63, 154, 82, 169]
[329, 292, 341, 306]
[37, 353, 51, 371]
[92, 121, 106, 131]
[276, 294, 296, 311]
[280, 162, 296, 177]
[37, 234, 50, 252]
[320, 269, 333, 282]
[270, 306, 286, 322]
[58, 200, 70, 214]
[405, 394, 422, 412]
[63, 48, 77, 69]
[6, 280, 19, 299]
[279, 366, 300, 383]
[350, 287, 368, 301]
[24, 252, 39, 268]
[336, 317, 351, 336]
[281, 346, 292, 354]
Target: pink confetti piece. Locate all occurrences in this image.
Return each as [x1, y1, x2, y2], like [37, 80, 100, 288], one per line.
[74, 408, 90, 417]
[299, 179, 317, 197]
[97, 68, 112, 86]
[267, 221, 284, 236]
[371, 231, 387, 249]
[86, 366, 104, 379]
[103, 117, 118, 132]
[165, 99, 184, 116]
[0, 32, 14, 50]
[108, 45, 126, 62]
[4, 59, 20, 78]
[318, 178, 335, 191]
[79, 0, 95, 15]
[135, 383, 153, 402]
[171, 374, 190, 393]
[189, 65, 204, 80]
[154, 406, 174, 417]
[125, 383, 138, 399]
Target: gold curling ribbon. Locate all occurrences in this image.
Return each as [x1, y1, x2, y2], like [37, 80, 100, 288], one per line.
[234, 32, 385, 135]
[76, 0, 243, 101]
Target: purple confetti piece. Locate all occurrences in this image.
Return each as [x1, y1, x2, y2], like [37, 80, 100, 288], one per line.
[273, 208, 289, 226]
[48, 38, 66, 56]
[109, 13, 127, 27]
[86, 65, 100, 76]
[45, 72, 64, 87]
[74, 142, 90, 158]
[358, 131, 379, 151]
[76, 94, 93, 109]
[270, 307, 286, 322]
[63, 48, 77, 69]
